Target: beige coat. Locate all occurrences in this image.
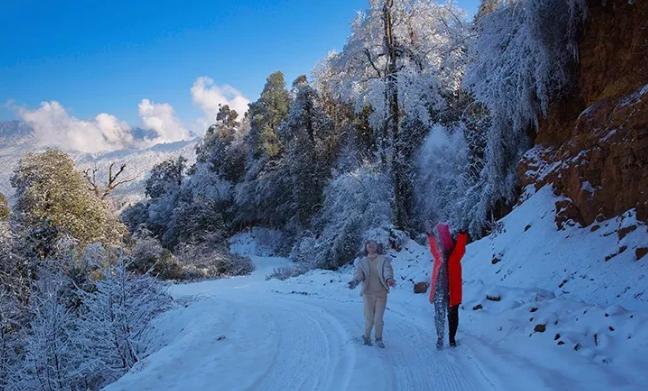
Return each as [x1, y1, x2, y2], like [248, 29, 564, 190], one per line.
[352, 255, 394, 295]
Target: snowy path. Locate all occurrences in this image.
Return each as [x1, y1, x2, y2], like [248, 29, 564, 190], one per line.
[105, 255, 498, 391]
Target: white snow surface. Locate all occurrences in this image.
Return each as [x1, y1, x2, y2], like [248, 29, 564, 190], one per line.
[105, 186, 648, 391]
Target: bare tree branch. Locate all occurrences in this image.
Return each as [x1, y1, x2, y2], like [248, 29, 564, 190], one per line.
[83, 163, 135, 200]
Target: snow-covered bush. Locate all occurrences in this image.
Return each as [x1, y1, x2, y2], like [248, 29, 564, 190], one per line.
[76, 258, 172, 388]
[130, 229, 181, 280]
[463, 0, 586, 234]
[266, 264, 311, 281]
[18, 269, 83, 391]
[175, 233, 254, 279]
[0, 286, 24, 391]
[291, 166, 393, 269]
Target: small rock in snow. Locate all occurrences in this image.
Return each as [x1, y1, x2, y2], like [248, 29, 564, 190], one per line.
[635, 247, 648, 260]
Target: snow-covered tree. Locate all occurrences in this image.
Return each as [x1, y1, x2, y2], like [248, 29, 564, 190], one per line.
[0, 192, 8, 222]
[462, 0, 586, 234]
[292, 165, 393, 268]
[317, 0, 470, 229]
[246, 72, 291, 160]
[280, 76, 335, 229]
[10, 149, 126, 251]
[144, 156, 187, 200]
[195, 105, 247, 182]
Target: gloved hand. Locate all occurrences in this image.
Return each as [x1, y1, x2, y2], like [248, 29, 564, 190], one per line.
[347, 280, 359, 289]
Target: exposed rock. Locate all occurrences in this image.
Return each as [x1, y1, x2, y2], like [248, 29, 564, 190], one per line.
[519, 0, 648, 227]
[473, 304, 483, 311]
[618, 225, 637, 240]
[534, 324, 546, 333]
[486, 294, 501, 302]
[636, 247, 648, 261]
[413, 281, 429, 294]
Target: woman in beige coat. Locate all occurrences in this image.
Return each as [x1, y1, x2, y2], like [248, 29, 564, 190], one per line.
[348, 240, 396, 348]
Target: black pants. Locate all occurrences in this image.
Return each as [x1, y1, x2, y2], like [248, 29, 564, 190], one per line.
[448, 305, 459, 343]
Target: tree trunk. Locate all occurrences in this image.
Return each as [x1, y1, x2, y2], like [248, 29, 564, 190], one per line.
[382, 0, 407, 230]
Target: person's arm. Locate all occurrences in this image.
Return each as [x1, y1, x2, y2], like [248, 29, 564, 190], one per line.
[384, 258, 396, 286]
[426, 233, 441, 262]
[348, 259, 365, 289]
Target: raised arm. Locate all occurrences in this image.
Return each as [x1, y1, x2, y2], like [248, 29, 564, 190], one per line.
[426, 233, 441, 262]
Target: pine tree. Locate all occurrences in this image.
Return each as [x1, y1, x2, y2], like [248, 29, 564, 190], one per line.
[247, 72, 291, 160]
[281, 76, 334, 228]
[196, 105, 246, 182]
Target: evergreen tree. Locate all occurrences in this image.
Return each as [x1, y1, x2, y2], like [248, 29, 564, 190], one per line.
[0, 192, 8, 222]
[196, 105, 246, 182]
[247, 72, 290, 160]
[10, 149, 126, 251]
[281, 76, 334, 228]
[144, 156, 187, 199]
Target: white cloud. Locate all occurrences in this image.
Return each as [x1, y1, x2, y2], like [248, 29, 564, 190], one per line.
[191, 76, 250, 131]
[12, 78, 248, 152]
[16, 101, 135, 153]
[137, 99, 191, 143]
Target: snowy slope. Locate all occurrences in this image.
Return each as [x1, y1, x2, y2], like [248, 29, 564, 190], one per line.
[104, 187, 647, 391]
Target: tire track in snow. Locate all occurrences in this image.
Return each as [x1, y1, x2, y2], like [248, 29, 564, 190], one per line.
[106, 254, 497, 391]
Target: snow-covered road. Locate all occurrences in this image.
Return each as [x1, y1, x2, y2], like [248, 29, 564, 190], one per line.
[104, 254, 498, 391]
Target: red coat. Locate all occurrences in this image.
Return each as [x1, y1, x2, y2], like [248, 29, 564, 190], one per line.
[427, 232, 468, 306]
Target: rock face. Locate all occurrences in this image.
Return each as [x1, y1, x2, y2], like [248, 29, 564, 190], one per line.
[519, 0, 648, 227]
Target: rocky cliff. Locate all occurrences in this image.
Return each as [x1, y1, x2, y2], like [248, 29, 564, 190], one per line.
[520, 0, 648, 236]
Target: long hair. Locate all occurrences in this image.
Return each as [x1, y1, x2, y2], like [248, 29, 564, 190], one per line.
[362, 239, 384, 256]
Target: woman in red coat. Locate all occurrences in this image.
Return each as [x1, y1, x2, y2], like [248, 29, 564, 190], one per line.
[425, 221, 469, 349]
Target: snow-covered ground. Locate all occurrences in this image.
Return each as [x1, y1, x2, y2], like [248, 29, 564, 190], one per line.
[105, 187, 648, 391]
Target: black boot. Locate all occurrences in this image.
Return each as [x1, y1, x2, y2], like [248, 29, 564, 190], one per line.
[448, 305, 459, 348]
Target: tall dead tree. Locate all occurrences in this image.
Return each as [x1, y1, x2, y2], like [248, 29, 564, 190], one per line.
[83, 163, 135, 201]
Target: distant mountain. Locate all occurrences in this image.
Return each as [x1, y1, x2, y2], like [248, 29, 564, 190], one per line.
[0, 120, 198, 209]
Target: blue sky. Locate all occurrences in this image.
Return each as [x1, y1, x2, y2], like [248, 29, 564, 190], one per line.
[0, 0, 479, 131]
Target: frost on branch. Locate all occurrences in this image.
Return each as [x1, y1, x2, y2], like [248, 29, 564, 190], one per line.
[462, 0, 586, 233]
